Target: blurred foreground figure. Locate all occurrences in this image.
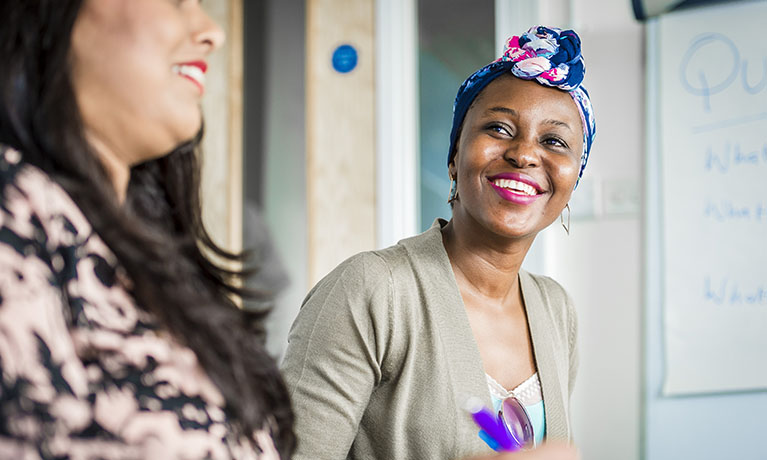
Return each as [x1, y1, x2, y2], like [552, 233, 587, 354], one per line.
[0, 1, 294, 458]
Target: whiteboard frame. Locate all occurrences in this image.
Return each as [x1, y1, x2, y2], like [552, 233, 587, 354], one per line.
[643, 9, 767, 460]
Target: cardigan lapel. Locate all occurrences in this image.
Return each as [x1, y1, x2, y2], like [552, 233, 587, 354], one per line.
[401, 220, 492, 452]
[402, 220, 568, 446]
[519, 271, 568, 439]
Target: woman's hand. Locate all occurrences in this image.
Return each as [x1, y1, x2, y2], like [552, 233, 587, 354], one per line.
[465, 441, 580, 460]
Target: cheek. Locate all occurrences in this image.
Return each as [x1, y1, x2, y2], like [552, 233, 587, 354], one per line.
[456, 152, 486, 194]
[551, 160, 580, 204]
[73, 12, 175, 101]
[455, 139, 506, 198]
[564, 158, 581, 182]
[459, 137, 500, 171]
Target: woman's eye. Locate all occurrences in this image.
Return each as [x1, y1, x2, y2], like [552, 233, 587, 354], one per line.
[543, 137, 568, 149]
[488, 124, 511, 136]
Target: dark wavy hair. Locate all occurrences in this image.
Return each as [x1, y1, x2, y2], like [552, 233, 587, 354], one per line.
[0, 0, 295, 456]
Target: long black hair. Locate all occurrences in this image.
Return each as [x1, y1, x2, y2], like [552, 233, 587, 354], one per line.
[0, 0, 295, 456]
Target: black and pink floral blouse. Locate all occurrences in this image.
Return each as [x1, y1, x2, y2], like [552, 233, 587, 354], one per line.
[0, 146, 279, 459]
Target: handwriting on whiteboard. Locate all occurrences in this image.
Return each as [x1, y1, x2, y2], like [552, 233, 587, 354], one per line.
[680, 32, 767, 113]
[704, 276, 767, 306]
[704, 200, 767, 223]
[704, 141, 767, 173]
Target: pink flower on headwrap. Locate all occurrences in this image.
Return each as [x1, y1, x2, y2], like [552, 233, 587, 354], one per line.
[505, 36, 520, 51]
[500, 36, 534, 62]
[540, 65, 569, 83]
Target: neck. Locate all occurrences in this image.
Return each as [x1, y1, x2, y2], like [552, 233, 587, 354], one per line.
[84, 131, 130, 204]
[441, 210, 536, 303]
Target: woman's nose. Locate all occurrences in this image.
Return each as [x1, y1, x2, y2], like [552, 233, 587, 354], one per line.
[503, 140, 540, 168]
[192, 7, 226, 52]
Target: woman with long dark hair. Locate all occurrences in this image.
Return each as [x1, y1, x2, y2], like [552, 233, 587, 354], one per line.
[0, 1, 293, 458]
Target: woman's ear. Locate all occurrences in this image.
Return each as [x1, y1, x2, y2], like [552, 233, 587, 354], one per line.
[447, 161, 460, 205]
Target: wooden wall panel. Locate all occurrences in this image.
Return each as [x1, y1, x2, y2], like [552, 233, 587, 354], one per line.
[307, 0, 376, 284]
[201, 0, 243, 253]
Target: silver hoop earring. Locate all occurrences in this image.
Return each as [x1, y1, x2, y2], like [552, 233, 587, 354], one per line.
[561, 203, 571, 235]
[447, 176, 459, 204]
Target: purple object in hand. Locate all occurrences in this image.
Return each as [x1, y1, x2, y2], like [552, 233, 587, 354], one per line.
[466, 398, 520, 452]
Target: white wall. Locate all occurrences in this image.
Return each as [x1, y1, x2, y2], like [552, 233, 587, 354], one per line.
[533, 1, 645, 459]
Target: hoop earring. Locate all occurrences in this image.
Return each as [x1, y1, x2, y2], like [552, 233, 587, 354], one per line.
[447, 176, 459, 204]
[561, 203, 571, 235]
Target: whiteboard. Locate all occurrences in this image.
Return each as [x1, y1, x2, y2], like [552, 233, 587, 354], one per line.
[659, 0, 767, 395]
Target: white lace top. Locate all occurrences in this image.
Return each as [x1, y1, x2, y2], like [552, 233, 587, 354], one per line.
[486, 372, 546, 446]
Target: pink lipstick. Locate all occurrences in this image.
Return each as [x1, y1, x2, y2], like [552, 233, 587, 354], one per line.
[487, 172, 543, 205]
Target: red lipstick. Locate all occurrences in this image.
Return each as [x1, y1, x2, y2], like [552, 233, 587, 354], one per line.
[184, 61, 208, 73]
[173, 60, 208, 94]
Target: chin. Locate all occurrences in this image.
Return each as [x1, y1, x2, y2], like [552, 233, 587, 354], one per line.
[146, 134, 198, 162]
[497, 227, 536, 240]
[489, 216, 543, 240]
[179, 120, 203, 140]
[172, 122, 203, 148]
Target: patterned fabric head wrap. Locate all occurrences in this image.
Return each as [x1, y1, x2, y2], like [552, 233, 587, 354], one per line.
[447, 26, 596, 188]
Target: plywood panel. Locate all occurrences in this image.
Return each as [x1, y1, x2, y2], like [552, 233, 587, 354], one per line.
[201, 0, 243, 253]
[306, 0, 376, 283]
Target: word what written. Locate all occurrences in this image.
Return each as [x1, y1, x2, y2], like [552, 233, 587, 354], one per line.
[704, 276, 767, 306]
[705, 141, 767, 173]
[704, 200, 767, 223]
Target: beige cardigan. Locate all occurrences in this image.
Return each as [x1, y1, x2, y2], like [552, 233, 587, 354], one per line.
[281, 220, 578, 460]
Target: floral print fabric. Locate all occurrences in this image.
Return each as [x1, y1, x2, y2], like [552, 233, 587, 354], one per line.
[0, 146, 279, 460]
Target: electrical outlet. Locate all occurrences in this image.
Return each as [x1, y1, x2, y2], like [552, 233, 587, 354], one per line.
[602, 178, 640, 216]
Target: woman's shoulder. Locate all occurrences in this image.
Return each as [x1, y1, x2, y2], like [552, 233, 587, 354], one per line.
[312, 223, 444, 293]
[0, 146, 93, 243]
[0, 145, 118, 306]
[307, 250, 393, 305]
[1, 145, 62, 196]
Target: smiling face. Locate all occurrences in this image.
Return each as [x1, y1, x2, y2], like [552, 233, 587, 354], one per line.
[70, 0, 224, 165]
[450, 75, 583, 242]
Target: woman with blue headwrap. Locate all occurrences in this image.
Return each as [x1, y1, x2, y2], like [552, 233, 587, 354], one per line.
[281, 26, 595, 460]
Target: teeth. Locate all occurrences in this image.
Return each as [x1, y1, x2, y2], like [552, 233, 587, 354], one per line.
[172, 64, 206, 87]
[493, 178, 537, 196]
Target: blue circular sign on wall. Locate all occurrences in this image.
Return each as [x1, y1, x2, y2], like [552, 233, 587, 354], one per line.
[332, 44, 358, 73]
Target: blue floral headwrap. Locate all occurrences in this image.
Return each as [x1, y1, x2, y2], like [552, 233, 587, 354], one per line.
[447, 26, 596, 188]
